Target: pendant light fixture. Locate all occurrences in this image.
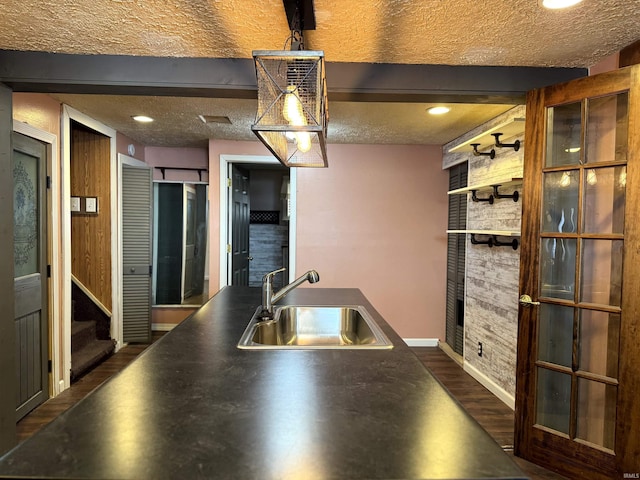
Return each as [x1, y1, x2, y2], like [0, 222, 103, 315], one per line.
[251, 0, 329, 168]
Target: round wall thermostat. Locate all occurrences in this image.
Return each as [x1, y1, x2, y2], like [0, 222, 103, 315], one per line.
[128, 144, 135, 156]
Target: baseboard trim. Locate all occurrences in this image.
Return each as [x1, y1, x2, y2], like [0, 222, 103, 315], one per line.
[463, 362, 515, 411]
[152, 323, 177, 332]
[438, 342, 463, 366]
[403, 338, 439, 347]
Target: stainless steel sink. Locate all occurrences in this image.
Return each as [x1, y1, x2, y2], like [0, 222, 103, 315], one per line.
[237, 305, 393, 349]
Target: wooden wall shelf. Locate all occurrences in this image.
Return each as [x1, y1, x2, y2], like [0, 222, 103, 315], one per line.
[447, 178, 522, 196]
[447, 229, 520, 237]
[448, 178, 522, 204]
[448, 118, 525, 154]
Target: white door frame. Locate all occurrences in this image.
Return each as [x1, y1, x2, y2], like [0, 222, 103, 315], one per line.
[218, 154, 297, 287]
[12, 120, 59, 395]
[61, 106, 119, 390]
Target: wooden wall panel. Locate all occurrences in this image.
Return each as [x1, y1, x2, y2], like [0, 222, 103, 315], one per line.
[70, 124, 112, 312]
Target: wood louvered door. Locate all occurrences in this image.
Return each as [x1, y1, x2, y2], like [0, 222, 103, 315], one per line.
[515, 64, 640, 479]
[446, 162, 467, 355]
[121, 159, 152, 343]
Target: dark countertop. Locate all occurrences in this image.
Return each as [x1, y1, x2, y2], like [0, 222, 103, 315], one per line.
[0, 287, 527, 479]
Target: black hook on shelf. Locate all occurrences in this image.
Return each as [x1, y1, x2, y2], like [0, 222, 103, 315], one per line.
[491, 133, 520, 152]
[470, 143, 496, 159]
[492, 185, 520, 202]
[492, 236, 519, 250]
[470, 234, 493, 247]
[471, 190, 494, 204]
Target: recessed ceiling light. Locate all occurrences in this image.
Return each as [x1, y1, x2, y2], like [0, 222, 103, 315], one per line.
[428, 106, 450, 115]
[132, 115, 154, 123]
[540, 0, 583, 9]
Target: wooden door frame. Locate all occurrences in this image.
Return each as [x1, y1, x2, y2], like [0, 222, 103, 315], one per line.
[61, 106, 118, 389]
[13, 121, 58, 396]
[218, 154, 297, 288]
[515, 65, 640, 478]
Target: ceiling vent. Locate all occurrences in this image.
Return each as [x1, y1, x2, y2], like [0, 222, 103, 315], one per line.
[198, 115, 232, 125]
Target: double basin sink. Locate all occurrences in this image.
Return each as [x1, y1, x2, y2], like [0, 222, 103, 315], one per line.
[237, 305, 393, 350]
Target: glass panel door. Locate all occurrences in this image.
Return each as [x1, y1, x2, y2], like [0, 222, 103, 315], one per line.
[13, 132, 49, 421]
[536, 92, 627, 452]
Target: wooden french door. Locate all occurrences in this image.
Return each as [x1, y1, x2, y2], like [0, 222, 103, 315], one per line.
[515, 65, 640, 478]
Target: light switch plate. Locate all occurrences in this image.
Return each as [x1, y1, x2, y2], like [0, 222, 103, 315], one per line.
[85, 197, 98, 213]
[70, 196, 81, 212]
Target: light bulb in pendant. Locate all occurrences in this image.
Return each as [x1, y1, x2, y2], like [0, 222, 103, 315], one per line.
[283, 86, 311, 153]
[284, 86, 304, 124]
[296, 132, 311, 152]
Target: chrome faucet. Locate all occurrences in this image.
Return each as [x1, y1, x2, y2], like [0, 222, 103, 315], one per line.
[261, 268, 320, 317]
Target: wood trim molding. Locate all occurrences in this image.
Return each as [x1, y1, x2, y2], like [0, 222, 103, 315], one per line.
[0, 83, 16, 456]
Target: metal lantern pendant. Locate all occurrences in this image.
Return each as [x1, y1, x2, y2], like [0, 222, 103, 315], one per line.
[252, 50, 329, 167]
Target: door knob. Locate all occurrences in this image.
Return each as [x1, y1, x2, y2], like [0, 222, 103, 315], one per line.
[247, 256, 253, 261]
[519, 294, 541, 306]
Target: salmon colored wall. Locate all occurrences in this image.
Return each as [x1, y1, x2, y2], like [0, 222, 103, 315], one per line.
[207, 140, 274, 295]
[12, 93, 61, 137]
[116, 132, 146, 163]
[145, 146, 208, 181]
[590, 52, 620, 75]
[296, 144, 448, 339]
[208, 140, 448, 339]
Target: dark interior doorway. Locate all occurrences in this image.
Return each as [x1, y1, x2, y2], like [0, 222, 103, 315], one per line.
[230, 164, 290, 290]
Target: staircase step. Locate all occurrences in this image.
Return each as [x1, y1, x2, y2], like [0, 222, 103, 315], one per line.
[71, 320, 97, 353]
[71, 339, 116, 381]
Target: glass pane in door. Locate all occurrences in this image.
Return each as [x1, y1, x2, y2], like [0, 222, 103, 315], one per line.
[545, 102, 582, 167]
[542, 170, 579, 233]
[576, 379, 617, 450]
[540, 237, 576, 300]
[579, 310, 620, 378]
[583, 166, 626, 234]
[580, 239, 623, 306]
[13, 150, 40, 278]
[585, 93, 628, 164]
[538, 304, 573, 367]
[536, 368, 571, 434]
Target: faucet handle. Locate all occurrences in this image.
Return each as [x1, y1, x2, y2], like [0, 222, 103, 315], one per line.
[262, 267, 286, 282]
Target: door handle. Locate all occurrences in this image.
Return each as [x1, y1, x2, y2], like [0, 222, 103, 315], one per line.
[519, 294, 541, 306]
[247, 256, 253, 261]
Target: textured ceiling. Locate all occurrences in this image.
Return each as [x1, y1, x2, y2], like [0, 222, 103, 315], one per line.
[3, 0, 640, 147]
[3, 0, 639, 66]
[51, 94, 515, 147]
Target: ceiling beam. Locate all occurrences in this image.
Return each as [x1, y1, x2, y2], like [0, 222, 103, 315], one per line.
[0, 50, 587, 104]
[283, 0, 316, 31]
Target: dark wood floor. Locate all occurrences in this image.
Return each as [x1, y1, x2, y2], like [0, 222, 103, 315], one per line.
[17, 340, 566, 479]
[16, 332, 165, 442]
[413, 347, 568, 480]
